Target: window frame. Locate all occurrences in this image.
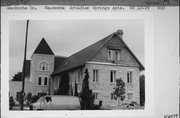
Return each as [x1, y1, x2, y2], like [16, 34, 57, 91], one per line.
[38, 77, 42, 86]
[37, 76, 49, 86]
[93, 92, 99, 100]
[44, 77, 48, 86]
[110, 70, 116, 83]
[93, 69, 99, 83]
[39, 61, 48, 71]
[108, 49, 121, 61]
[127, 71, 133, 84]
[111, 93, 118, 105]
[127, 93, 133, 102]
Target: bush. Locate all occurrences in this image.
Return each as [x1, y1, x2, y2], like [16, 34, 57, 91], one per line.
[25, 92, 32, 105]
[9, 96, 15, 110]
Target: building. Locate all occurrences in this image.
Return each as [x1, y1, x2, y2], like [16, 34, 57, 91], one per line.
[9, 30, 144, 109]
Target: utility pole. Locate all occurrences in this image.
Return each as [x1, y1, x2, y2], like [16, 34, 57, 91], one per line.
[20, 20, 29, 110]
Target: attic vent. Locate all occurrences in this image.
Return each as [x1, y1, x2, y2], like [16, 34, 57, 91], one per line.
[64, 61, 69, 66]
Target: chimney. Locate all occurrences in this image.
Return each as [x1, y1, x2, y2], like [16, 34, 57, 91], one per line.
[116, 29, 123, 39]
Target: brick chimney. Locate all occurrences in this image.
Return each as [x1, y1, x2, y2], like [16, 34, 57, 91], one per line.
[116, 29, 123, 39]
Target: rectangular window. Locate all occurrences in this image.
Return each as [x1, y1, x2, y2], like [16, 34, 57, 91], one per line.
[93, 92, 99, 100]
[127, 71, 133, 84]
[44, 77, 48, 85]
[115, 51, 120, 60]
[110, 70, 116, 83]
[127, 93, 133, 102]
[111, 93, 117, 105]
[93, 69, 98, 82]
[108, 50, 120, 61]
[108, 50, 111, 60]
[38, 77, 42, 85]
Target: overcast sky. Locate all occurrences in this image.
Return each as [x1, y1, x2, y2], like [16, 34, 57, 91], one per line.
[9, 20, 144, 79]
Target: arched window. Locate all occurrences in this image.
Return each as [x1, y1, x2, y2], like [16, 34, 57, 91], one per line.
[39, 62, 48, 71]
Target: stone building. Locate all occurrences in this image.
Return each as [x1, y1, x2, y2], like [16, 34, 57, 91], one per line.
[9, 30, 144, 109]
[50, 30, 144, 109]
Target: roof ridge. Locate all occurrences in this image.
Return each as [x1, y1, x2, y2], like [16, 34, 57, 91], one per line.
[86, 33, 115, 62]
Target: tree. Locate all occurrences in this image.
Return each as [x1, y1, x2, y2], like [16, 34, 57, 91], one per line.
[9, 96, 15, 110]
[12, 72, 22, 81]
[113, 78, 125, 108]
[80, 68, 94, 110]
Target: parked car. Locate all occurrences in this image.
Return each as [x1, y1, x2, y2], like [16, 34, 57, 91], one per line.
[30, 95, 81, 110]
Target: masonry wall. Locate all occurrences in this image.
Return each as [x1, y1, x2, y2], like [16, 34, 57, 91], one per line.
[30, 54, 54, 95]
[85, 63, 140, 109]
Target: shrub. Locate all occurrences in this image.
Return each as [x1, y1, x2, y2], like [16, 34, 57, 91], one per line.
[25, 92, 32, 105]
[9, 96, 15, 110]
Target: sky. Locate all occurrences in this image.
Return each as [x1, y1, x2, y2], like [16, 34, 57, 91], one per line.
[9, 20, 144, 79]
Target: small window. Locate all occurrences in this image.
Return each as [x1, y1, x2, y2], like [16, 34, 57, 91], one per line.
[111, 93, 117, 105]
[108, 50, 120, 61]
[39, 62, 48, 71]
[44, 77, 48, 85]
[110, 70, 116, 83]
[115, 51, 120, 60]
[127, 93, 133, 102]
[127, 71, 133, 84]
[38, 77, 42, 85]
[93, 92, 99, 100]
[93, 69, 98, 82]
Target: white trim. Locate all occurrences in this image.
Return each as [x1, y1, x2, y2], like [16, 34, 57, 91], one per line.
[86, 61, 139, 68]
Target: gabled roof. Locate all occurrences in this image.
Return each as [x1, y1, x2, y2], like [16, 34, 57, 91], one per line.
[52, 31, 144, 75]
[33, 38, 54, 55]
[52, 33, 113, 75]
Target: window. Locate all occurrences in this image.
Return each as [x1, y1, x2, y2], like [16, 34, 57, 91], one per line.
[111, 93, 117, 105]
[110, 70, 116, 83]
[38, 77, 48, 86]
[127, 93, 133, 102]
[93, 69, 98, 82]
[108, 50, 120, 61]
[39, 62, 48, 71]
[44, 77, 48, 85]
[93, 92, 99, 100]
[115, 51, 120, 60]
[38, 77, 42, 85]
[127, 71, 133, 84]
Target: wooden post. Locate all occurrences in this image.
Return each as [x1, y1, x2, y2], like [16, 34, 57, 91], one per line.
[20, 20, 29, 110]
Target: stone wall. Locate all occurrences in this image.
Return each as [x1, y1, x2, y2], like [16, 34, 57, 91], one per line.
[30, 54, 54, 95]
[85, 62, 140, 109]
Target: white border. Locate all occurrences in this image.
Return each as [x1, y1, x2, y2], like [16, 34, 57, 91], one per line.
[1, 12, 154, 118]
